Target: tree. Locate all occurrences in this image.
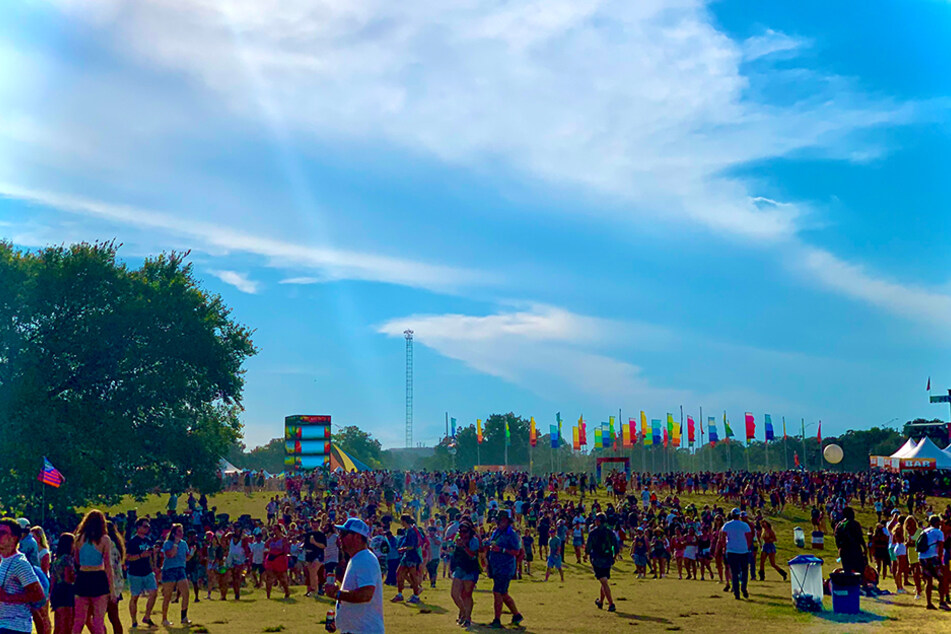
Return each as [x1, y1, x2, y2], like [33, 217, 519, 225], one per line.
[227, 438, 286, 474]
[0, 242, 257, 513]
[333, 426, 383, 470]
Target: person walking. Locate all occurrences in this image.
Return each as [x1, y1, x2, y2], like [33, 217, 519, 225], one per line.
[586, 513, 620, 611]
[72, 510, 114, 634]
[323, 519, 384, 634]
[159, 524, 190, 627]
[0, 517, 46, 634]
[721, 508, 752, 600]
[125, 519, 157, 629]
[917, 515, 948, 610]
[486, 510, 523, 629]
[449, 522, 480, 628]
[833, 507, 867, 576]
[49, 533, 76, 634]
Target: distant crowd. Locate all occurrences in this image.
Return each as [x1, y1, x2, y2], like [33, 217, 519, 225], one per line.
[3, 467, 951, 634]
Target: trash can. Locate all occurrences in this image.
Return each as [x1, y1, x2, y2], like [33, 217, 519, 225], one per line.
[793, 527, 805, 548]
[788, 555, 824, 612]
[811, 530, 824, 549]
[830, 570, 861, 614]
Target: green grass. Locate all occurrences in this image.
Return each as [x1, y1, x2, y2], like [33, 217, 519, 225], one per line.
[82, 490, 951, 633]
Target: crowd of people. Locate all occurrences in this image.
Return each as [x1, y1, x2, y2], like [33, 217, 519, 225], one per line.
[2, 466, 951, 634]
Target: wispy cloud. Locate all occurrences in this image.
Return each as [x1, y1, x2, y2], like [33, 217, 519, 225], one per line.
[0, 183, 486, 292]
[279, 277, 323, 285]
[798, 247, 951, 329]
[208, 269, 260, 294]
[742, 29, 808, 61]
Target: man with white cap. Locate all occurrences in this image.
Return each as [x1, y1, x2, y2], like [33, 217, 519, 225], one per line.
[324, 518, 384, 634]
[720, 508, 752, 600]
[14, 520, 39, 569]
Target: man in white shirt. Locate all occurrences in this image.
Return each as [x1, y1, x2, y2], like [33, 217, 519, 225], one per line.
[720, 508, 753, 600]
[918, 515, 947, 611]
[0, 517, 45, 634]
[325, 518, 384, 634]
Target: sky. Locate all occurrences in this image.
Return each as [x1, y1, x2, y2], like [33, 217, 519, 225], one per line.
[2, 0, 950, 449]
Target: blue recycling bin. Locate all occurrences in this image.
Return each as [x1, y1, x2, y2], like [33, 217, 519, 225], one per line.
[830, 570, 861, 614]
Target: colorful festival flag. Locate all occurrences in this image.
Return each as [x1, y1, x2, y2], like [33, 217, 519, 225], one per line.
[550, 424, 559, 448]
[641, 412, 649, 446]
[663, 427, 669, 448]
[477, 419, 483, 444]
[708, 423, 719, 445]
[573, 425, 581, 450]
[687, 416, 696, 445]
[594, 427, 603, 449]
[529, 416, 537, 448]
[666, 413, 674, 439]
[451, 417, 456, 437]
[817, 420, 822, 443]
[609, 416, 617, 449]
[505, 420, 511, 445]
[744, 412, 755, 442]
[557, 412, 562, 440]
[782, 416, 787, 440]
[38, 457, 65, 488]
[671, 419, 681, 448]
[626, 418, 636, 447]
[580, 418, 587, 446]
[651, 419, 661, 446]
[723, 412, 734, 443]
[765, 414, 775, 441]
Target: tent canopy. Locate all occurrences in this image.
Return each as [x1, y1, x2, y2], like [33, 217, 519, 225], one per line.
[903, 437, 951, 469]
[218, 458, 242, 475]
[890, 438, 918, 458]
[330, 444, 370, 472]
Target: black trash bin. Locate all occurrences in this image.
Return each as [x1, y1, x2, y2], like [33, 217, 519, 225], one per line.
[829, 570, 861, 614]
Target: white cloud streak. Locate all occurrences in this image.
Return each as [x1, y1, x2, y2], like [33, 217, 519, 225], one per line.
[208, 269, 260, 294]
[0, 183, 486, 292]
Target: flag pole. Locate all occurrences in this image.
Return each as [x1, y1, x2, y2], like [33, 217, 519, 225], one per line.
[700, 406, 704, 473]
[801, 418, 807, 472]
[783, 417, 788, 471]
[765, 426, 769, 472]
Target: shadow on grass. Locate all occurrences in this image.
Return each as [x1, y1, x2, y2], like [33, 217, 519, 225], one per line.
[613, 611, 673, 624]
[812, 611, 895, 624]
[400, 601, 449, 615]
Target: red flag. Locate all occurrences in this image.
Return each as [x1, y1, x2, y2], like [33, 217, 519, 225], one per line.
[663, 427, 669, 448]
[744, 412, 755, 442]
[687, 416, 696, 444]
[927, 377, 931, 391]
[629, 419, 637, 445]
[817, 420, 822, 443]
[794, 452, 800, 467]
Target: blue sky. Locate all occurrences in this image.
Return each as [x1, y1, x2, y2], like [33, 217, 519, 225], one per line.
[2, 0, 950, 448]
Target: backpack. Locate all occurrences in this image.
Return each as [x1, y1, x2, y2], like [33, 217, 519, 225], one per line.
[916, 529, 930, 553]
[31, 564, 50, 610]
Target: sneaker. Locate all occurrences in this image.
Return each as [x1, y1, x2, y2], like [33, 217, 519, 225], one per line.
[162, 621, 173, 627]
[742, 590, 749, 599]
[143, 618, 156, 628]
[511, 613, 524, 625]
[915, 593, 922, 600]
[489, 619, 503, 629]
[194, 597, 200, 603]
[132, 623, 139, 629]
[895, 588, 906, 594]
[182, 618, 192, 626]
[461, 619, 471, 628]
[408, 595, 421, 605]
[391, 594, 404, 603]
[607, 604, 616, 612]
[723, 584, 731, 592]
[595, 599, 603, 609]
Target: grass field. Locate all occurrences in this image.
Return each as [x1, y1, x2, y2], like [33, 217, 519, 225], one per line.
[82, 489, 951, 633]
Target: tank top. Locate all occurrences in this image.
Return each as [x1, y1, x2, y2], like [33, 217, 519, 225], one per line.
[79, 541, 104, 567]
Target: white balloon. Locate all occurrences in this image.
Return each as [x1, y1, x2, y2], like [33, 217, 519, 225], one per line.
[823, 443, 844, 464]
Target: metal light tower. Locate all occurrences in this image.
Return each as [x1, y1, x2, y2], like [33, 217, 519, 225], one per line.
[404, 329, 414, 448]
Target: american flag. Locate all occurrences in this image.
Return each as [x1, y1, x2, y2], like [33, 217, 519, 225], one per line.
[38, 457, 64, 488]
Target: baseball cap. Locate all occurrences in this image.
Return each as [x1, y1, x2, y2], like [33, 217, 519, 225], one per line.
[335, 518, 370, 538]
[730, 508, 741, 516]
[16, 518, 30, 529]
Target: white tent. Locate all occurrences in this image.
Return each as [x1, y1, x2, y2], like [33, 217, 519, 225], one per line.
[902, 437, 951, 469]
[890, 438, 918, 458]
[218, 458, 242, 475]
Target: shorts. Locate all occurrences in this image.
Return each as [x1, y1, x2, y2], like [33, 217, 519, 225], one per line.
[75, 570, 110, 598]
[491, 576, 512, 595]
[162, 567, 187, 584]
[547, 556, 562, 569]
[265, 554, 288, 574]
[50, 583, 75, 610]
[633, 554, 648, 567]
[451, 569, 479, 583]
[128, 573, 157, 597]
[921, 558, 943, 580]
[593, 565, 611, 580]
[763, 543, 777, 555]
[683, 546, 697, 560]
[572, 538, 583, 547]
[252, 563, 265, 574]
[187, 567, 204, 584]
[324, 562, 338, 576]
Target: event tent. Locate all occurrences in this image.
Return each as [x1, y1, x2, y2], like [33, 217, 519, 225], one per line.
[890, 438, 918, 458]
[218, 458, 242, 475]
[901, 437, 951, 469]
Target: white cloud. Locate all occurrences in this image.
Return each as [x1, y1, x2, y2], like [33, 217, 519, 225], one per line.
[798, 247, 951, 329]
[378, 304, 686, 403]
[35, 0, 909, 242]
[0, 183, 486, 292]
[208, 269, 260, 294]
[279, 277, 323, 285]
[742, 29, 807, 61]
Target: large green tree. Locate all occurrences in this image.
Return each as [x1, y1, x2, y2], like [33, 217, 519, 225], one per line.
[0, 242, 256, 513]
[334, 425, 383, 469]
